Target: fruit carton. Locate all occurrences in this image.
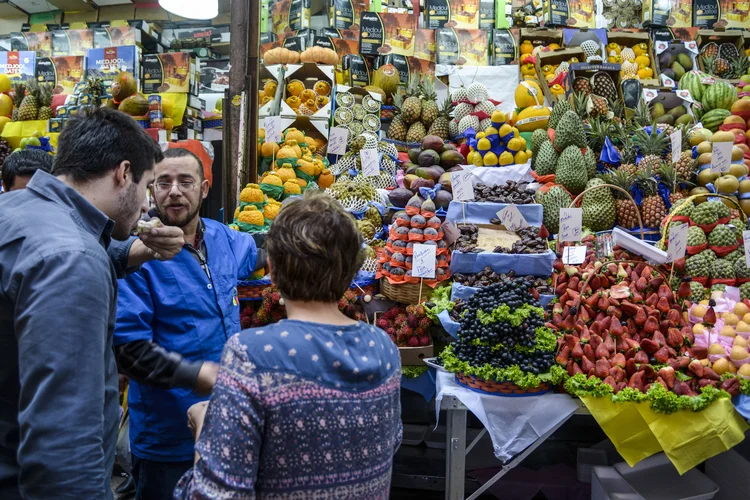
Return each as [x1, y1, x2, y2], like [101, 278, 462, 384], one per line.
[398, 343, 434, 366]
[414, 29, 437, 63]
[378, 55, 436, 85]
[279, 62, 335, 119]
[542, 0, 596, 28]
[10, 32, 52, 57]
[650, 27, 700, 43]
[0, 51, 37, 82]
[142, 52, 198, 95]
[693, 0, 750, 30]
[567, 62, 625, 110]
[641, 0, 691, 28]
[359, 12, 416, 58]
[51, 29, 94, 57]
[606, 30, 660, 87]
[435, 28, 490, 66]
[270, 0, 312, 35]
[331, 0, 369, 30]
[563, 28, 608, 60]
[345, 54, 377, 87]
[425, 0, 480, 30]
[35, 56, 86, 95]
[640, 88, 696, 128]
[259, 64, 283, 118]
[85, 46, 141, 87]
[282, 35, 309, 53]
[696, 29, 745, 84]
[654, 40, 699, 88]
[479, 0, 496, 30]
[319, 28, 360, 41]
[280, 116, 330, 153]
[517, 27, 564, 81]
[492, 28, 520, 66]
[535, 47, 585, 104]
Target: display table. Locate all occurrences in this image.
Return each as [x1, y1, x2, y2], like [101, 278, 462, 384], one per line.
[435, 370, 584, 500]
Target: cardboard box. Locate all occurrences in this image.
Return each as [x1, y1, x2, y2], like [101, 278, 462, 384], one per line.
[379, 55, 436, 84]
[543, 0, 596, 28]
[11, 32, 52, 56]
[51, 30, 93, 57]
[0, 51, 36, 82]
[414, 29, 437, 62]
[641, 87, 695, 123]
[259, 64, 283, 118]
[693, 1, 750, 30]
[435, 28, 490, 66]
[492, 28, 520, 66]
[479, 0, 497, 30]
[283, 116, 330, 152]
[650, 27, 700, 42]
[567, 62, 624, 107]
[332, 0, 370, 30]
[282, 35, 309, 52]
[319, 28, 360, 41]
[642, 0, 690, 28]
[425, 0, 480, 30]
[85, 46, 140, 86]
[606, 30, 659, 87]
[200, 59, 230, 94]
[653, 39, 699, 87]
[345, 54, 377, 87]
[359, 12, 416, 57]
[535, 47, 585, 103]
[563, 28, 607, 60]
[35, 56, 86, 95]
[696, 29, 745, 83]
[142, 52, 197, 94]
[280, 63, 335, 119]
[270, 0, 312, 35]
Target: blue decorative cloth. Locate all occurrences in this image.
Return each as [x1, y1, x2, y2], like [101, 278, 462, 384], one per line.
[446, 201, 544, 227]
[733, 395, 750, 421]
[401, 369, 437, 402]
[450, 249, 556, 277]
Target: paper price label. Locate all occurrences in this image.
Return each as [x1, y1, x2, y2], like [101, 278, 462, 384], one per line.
[360, 149, 380, 177]
[327, 127, 349, 155]
[685, 41, 699, 54]
[442, 221, 460, 246]
[263, 116, 281, 143]
[676, 89, 694, 103]
[562, 246, 586, 265]
[655, 41, 669, 54]
[667, 223, 688, 263]
[660, 74, 675, 87]
[496, 205, 529, 232]
[412, 243, 436, 279]
[744, 231, 750, 269]
[671, 129, 682, 164]
[642, 89, 658, 103]
[559, 208, 582, 242]
[450, 170, 475, 202]
[710, 141, 732, 174]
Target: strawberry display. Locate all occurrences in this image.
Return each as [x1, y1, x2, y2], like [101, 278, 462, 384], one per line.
[377, 304, 433, 347]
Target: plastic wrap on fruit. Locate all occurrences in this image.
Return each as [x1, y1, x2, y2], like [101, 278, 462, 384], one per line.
[134, 218, 163, 235]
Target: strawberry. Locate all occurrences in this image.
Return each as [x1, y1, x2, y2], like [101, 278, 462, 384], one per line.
[609, 365, 625, 383]
[590, 334, 603, 351]
[677, 280, 692, 299]
[690, 345, 708, 359]
[605, 335, 616, 354]
[636, 277, 648, 292]
[581, 357, 595, 375]
[667, 328, 683, 348]
[610, 319, 624, 337]
[653, 331, 666, 347]
[720, 378, 740, 396]
[626, 358, 637, 377]
[654, 346, 669, 364]
[603, 376, 617, 390]
[698, 379, 717, 389]
[688, 359, 704, 378]
[703, 307, 716, 325]
[643, 317, 659, 335]
[572, 341, 584, 359]
[595, 343, 610, 359]
[634, 307, 647, 326]
[639, 363, 656, 380]
[702, 366, 720, 381]
[656, 297, 670, 314]
[634, 350, 649, 364]
[651, 277, 665, 290]
[615, 382, 626, 394]
[583, 344, 595, 362]
[595, 359, 610, 378]
[556, 345, 570, 365]
[666, 308, 681, 325]
[628, 371, 646, 392]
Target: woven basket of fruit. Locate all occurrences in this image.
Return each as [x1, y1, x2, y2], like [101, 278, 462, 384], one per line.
[455, 373, 551, 395]
[381, 279, 448, 304]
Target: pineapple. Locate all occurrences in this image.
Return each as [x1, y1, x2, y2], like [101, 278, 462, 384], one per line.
[572, 92, 588, 118]
[401, 78, 422, 125]
[631, 98, 652, 128]
[603, 168, 640, 229]
[386, 92, 408, 142]
[673, 150, 696, 182]
[406, 121, 427, 144]
[632, 124, 669, 172]
[586, 117, 612, 153]
[427, 96, 452, 140]
[18, 81, 39, 121]
[635, 166, 667, 228]
[419, 77, 439, 127]
[659, 163, 690, 204]
[37, 83, 54, 121]
[729, 55, 750, 80]
[11, 82, 26, 121]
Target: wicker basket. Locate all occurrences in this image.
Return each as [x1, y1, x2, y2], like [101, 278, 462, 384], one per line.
[380, 279, 447, 304]
[455, 373, 551, 396]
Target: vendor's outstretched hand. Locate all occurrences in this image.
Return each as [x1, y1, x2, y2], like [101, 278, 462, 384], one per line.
[140, 225, 185, 261]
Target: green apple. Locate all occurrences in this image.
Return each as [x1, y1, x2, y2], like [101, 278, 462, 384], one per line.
[20, 138, 28, 148]
[31, 130, 42, 138]
[26, 136, 41, 147]
[741, 75, 750, 84]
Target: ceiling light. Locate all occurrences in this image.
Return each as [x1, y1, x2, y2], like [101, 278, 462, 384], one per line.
[158, 0, 218, 20]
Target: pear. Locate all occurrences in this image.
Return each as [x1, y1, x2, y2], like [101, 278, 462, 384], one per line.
[709, 343, 726, 355]
[740, 364, 750, 377]
[730, 345, 749, 360]
[720, 325, 737, 337]
[651, 102, 666, 119]
[734, 336, 748, 348]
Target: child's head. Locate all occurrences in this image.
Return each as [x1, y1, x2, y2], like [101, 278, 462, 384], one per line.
[1, 149, 53, 191]
[267, 191, 364, 302]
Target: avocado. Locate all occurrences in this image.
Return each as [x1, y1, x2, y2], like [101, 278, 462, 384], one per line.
[656, 114, 675, 125]
[671, 61, 686, 80]
[663, 68, 676, 81]
[659, 51, 674, 70]
[675, 114, 693, 126]
[408, 148, 421, 163]
[441, 149, 466, 168]
[668, 105, 687, 118]
[677, 53, 693, 71]
[651, 102, 666, 119]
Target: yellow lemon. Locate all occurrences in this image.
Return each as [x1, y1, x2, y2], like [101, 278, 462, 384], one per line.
[514, 150, 528, 164]
[483, 152, 499, 166]
[499, 151, 514, 165]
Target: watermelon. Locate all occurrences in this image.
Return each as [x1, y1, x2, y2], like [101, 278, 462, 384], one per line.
[701, 108, 732, 132]
[678, 72, 707, 101]
[701, 81, 738, 112]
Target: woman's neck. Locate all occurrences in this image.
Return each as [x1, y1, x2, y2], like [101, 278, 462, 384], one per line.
[285, 300, 359, 326]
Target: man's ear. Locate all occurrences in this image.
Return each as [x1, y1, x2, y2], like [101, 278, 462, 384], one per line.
[201, 179, 209, 200]
[114, 160, 132, 188]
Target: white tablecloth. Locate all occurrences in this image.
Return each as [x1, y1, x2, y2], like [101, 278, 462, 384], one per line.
[435, 371, 580, 462]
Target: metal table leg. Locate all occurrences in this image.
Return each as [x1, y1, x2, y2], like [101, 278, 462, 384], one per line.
[444, 397, 468, 500]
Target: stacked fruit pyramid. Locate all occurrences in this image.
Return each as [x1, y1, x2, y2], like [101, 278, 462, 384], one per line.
[376, 304, 434, 348]
[284, 78, 331, 117]
[329, 134, 399, 190]
[386, 76, 453, 144]
[333, 87, 382, 140]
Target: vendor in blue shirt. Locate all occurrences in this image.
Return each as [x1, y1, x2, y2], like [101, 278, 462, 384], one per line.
[114, 148, 261, 500]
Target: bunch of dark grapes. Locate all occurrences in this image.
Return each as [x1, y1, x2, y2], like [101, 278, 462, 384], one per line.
[0, 140, 10, 172]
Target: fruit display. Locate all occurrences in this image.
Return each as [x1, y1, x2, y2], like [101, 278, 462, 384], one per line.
[376, 304, 433, 347]
[259, 77, 277, 107]
[285, 77, 331, 117]
[473, 181, 536, 204]
[698, 42, 749, 80]
[453, 267, 553, 295]
[607, 42, 654, 81]
[387, 77, 454, 143]
[330, 134, 400, 191]
[657, 47, 695, 83]
[454, 223, 549, 255]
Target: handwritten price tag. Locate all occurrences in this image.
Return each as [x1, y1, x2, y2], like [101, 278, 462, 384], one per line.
[328, 127, 349, 155]
[744, 231, 750, 268]
[559, 208, 582, 242]
[442, 221, 460, 246]
[263, 116, 281, 143]
[496, 205, 528, 231]
[450, 170, 475, 202]
[562, 246, 586, 265]
[710, 141, 732, 174]
[667, 223, 688, 263]
[671, 129, 682, 164]
[412, 243, 436, 279]
[360, 149, 380, 177]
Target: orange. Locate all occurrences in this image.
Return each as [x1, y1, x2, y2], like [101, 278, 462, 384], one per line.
[520, 40, 534, 55]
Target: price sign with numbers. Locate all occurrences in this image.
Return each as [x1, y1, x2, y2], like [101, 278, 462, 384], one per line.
[450, 170, 475, 202]
[671, 129, 682, 164]
[412, 244, 436, 279]
[710, 141, 732, 174]
[263, 116, 281, 143]
[667, 223, 688, 263]
[559, 208, 582, 242]
[496, 205, 528, 231]
[744, 231, 750, 268]
[563, 246, 586, 265]
[360, 149, 380, 177]
[327, 127, 349, 155]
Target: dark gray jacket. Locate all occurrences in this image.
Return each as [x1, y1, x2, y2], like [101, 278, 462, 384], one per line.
[0, 171, 133, 499]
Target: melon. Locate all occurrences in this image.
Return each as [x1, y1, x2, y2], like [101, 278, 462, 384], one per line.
[702, 109, 732, 132]
[118, 94, 149, 116]
[702, 81, 738, 112]
[732, 98, 750, 120]
[112, 71, 138, 102]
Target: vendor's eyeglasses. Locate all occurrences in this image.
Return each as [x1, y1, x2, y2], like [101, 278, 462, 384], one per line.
[152, 181, 196, 193]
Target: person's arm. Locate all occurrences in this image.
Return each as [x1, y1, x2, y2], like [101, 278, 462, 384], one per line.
[226, 227, 263, 277]
[174, 338, 264, 498]
[13, 251, 113, 498]
[114, 271, 218, 394]
[107, 226, 186, 278]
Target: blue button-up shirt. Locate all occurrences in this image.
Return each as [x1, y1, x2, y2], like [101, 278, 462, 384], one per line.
[0, 171, 132, 499]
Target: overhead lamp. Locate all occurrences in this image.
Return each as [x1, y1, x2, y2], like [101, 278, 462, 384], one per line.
[159, 0, 218, 20]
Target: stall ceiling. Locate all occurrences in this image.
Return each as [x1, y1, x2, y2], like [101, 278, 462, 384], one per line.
[4, 0, 231, 15]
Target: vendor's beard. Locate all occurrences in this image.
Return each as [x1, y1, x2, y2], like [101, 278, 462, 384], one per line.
[157, 200, 202, 228]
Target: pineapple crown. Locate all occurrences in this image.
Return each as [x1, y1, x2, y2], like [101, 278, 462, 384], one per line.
[601, 169, 634, 199]
[36, 83, 54, 107]
[420, 76, 436, 100]
[12, 82, 27, 107]
[632, 123, 669, 157]
[634, 164, 661, 197]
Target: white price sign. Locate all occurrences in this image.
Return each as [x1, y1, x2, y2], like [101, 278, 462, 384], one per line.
[412, 243, 436, 279]
[450, 170, 475, 202]
[562, 246, 586, 265]
[559, 208, 582, 242]
[327, 127, 349, 155]
[667, 223, 688, 263]
[442, 221, 460, 246]
[744, 231, 750, 268]
[685, 41, 699, 54]
[360, 149, 380, 177]
[676, 89, 694, 103]
[660, 74, 675, 87]
[710, 141, 732, 174]
[263, 116, 281, 143]
[655, 41, 669, 54]
[671, 129, 682, 164]
[496, 205, 529, 231]
[642, 89, 658, 103]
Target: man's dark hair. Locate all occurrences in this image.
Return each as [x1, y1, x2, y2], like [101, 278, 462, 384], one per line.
[162, 148, 204, 181]
[53, 107, 163, 184]
[267, 191, 364, 302]
[1, 149, 53, 189]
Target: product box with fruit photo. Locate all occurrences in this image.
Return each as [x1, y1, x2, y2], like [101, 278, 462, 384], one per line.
[543, 0, 596, 28]
[479, 0, 496, 29]
[319, 28, 360, 41]
[414, 29, 436, 62]
[11, 32, 52, 57]
[436, 28, 490, 66]
[331, 39, 361, 82]
[359, 12, 416, 58]
[332, 0, 369, 30]
[85, 46, 140, 85]
[35, 56, 86, 95]
[52, 30, 94, 57]
[0, 52, 36, 82]
[270, 0, 312, 35]
[693, 0, 750, 30]
[379, 55, 436, 85]
[653, 39, 698, 88]
[650, 27, 700, 42]
[142, 52, 197, 95]
[641, 0, 690, 28]
[492, 29, 520, 66]
[425, 0, 480, 30]
[345, 54, 377, 87]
